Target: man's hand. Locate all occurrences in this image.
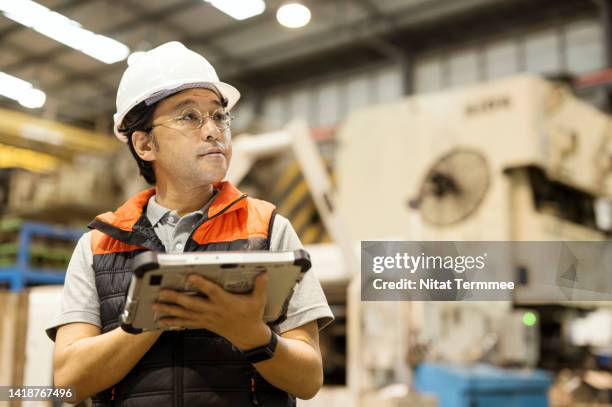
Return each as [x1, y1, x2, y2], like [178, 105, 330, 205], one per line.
[152, 272, 324, 399]
[152, 272, 271, 350]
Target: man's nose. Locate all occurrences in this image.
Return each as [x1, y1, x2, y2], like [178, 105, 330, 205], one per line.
[200, 117, 221, 141]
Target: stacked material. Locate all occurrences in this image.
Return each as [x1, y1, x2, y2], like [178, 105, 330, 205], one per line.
[0, 153, 120, 224]
[0, 286, 63, 407]
[0, 290, 29, 403]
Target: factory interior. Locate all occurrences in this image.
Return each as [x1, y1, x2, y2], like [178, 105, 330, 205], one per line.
[0, 0, 611, 406]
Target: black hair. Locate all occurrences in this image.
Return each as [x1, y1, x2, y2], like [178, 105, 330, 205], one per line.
[118, 101, 158, 185]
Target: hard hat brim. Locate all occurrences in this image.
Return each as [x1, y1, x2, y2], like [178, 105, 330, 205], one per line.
[114, 80, 241, 143]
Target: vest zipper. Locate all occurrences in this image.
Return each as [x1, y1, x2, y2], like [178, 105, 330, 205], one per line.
[178, 192, 247, 405]
[250, 367, 259, 405]
[184, 194, 247, 250]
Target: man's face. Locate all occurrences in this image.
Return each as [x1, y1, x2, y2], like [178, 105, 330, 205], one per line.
[147, 88, 232, 186]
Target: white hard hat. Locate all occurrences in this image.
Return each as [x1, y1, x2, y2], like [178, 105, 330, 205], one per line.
[113, 41, 241, 142]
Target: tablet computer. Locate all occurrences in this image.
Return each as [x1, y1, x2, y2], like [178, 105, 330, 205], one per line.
[120, 249, 311, 333]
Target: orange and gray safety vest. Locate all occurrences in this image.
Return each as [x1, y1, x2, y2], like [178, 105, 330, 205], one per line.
[88, 181, 294, 407]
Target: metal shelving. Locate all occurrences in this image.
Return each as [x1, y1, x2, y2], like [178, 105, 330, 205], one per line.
[0, 221, 82, 291]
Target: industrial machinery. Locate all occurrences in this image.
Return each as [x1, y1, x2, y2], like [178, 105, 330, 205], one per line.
[336, 74, 612, 242]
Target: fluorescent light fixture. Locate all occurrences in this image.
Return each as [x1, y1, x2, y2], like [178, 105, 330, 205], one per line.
[0, 72, 46, 108]
[276, 3, 311, 28]
[18, 88, 46, 109]
[0, 0, 130, 64]
[205, 0, 265, 21]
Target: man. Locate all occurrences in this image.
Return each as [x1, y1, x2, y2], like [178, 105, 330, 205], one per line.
[47, 41, 334, 406]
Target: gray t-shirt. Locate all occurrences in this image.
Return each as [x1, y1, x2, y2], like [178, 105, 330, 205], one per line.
[46, 194, 334, 340]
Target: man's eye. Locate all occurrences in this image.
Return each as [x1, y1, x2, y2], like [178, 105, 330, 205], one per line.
[179, 112, 199, 121]
[213, 111, 228, 121]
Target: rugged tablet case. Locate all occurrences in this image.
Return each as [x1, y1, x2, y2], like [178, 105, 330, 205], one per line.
[120, 249, 312, 334]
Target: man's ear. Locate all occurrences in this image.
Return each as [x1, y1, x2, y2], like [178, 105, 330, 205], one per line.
[131, 131, 156, 162]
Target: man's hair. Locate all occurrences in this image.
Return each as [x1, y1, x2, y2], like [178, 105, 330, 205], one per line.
[118, 101, 158, 185]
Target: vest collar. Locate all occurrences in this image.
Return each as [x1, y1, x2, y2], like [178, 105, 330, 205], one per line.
[94, 181, 247, 232]
[208, 181, 247, 219]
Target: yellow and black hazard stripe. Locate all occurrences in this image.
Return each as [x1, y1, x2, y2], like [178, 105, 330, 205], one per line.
[271, 161, 334, 245]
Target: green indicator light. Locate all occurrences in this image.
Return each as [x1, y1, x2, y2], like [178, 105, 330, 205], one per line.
[522, 311, 537, 327]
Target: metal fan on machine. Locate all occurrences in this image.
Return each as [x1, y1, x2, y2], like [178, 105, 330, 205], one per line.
[409, 149, 490, 226]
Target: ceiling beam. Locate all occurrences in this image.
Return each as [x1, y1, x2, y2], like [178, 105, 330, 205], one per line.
[118, 0, 247, 69]
[37, 0, 598, 127]
[1, 42, 116, 94]
[319, 0, 407, 63]
[350, 0, 387, 20]
[221, 0, 596, 89]
[42, 0, 498, 94]
[43, 0, 301, 93]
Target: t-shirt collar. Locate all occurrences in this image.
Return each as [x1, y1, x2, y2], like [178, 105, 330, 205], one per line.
[145, 190, 218, 227]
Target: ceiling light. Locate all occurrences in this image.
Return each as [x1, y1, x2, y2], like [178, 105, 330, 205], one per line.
[18, 89, 46, 109]
[205, 0, 265, 21]
[0, 72, 46, 109]
[276, 3, 311, 28]
[0, 0, 130, 64]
